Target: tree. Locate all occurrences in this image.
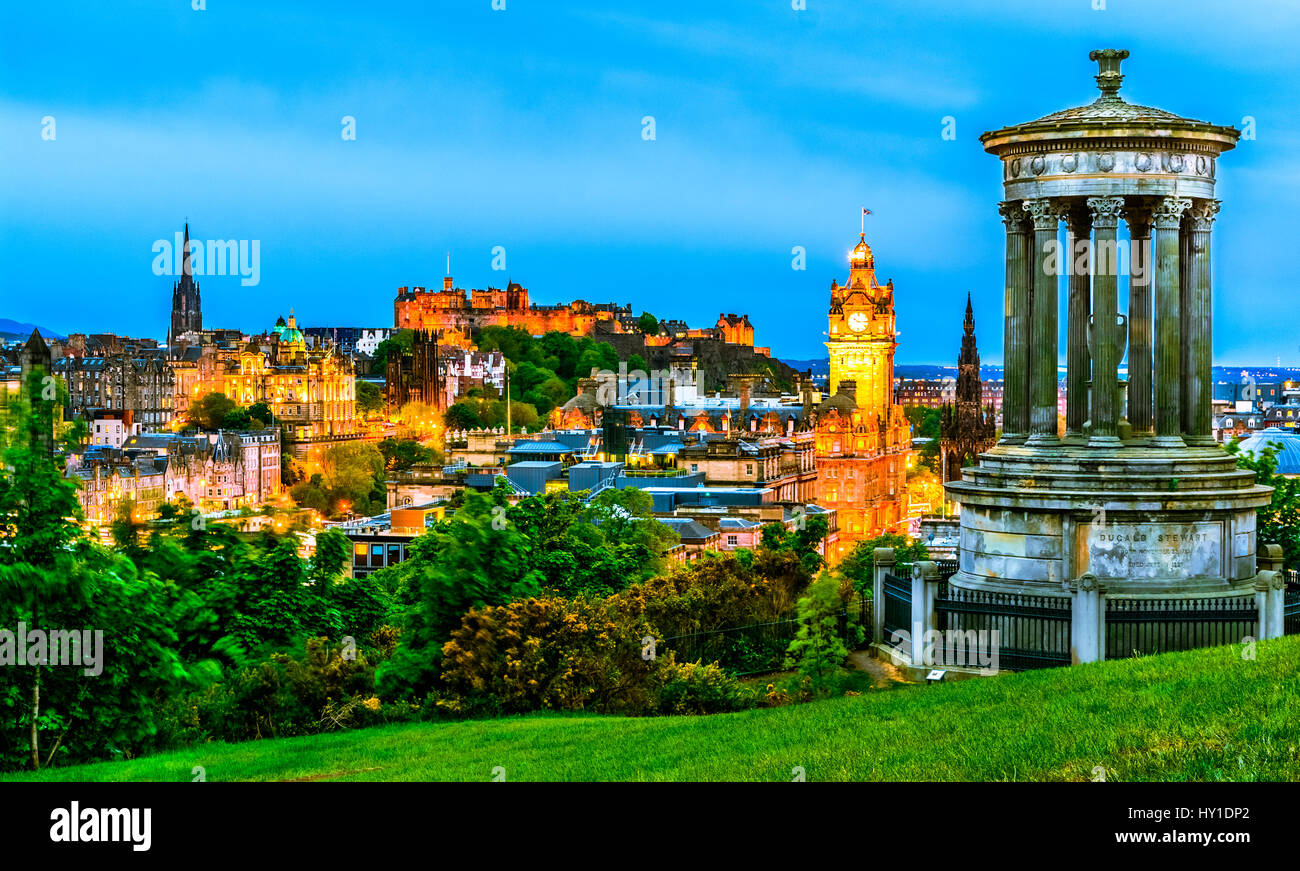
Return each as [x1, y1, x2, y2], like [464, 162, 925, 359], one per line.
[288, 443, 386, 519]
[371, 329, 413, 371]
[784, 572, 858, 696]
[904, 405, 941, 439]
[376, 493, 543, 699]
[0, 371, 186, 770]
[310, 528, 352, 590]
[355, 380, 383, 415]
[839, 532, 930, 597]
[188, 392, 237, 430]
[443, 401, 480, 431]
[1226, 438, 1300, 568]
[378, 438, 439, 471]
[247, 402, 275, 427]
[637, 312, 659, 336]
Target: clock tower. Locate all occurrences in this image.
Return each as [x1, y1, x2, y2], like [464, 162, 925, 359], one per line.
[827, 231, 897, 417]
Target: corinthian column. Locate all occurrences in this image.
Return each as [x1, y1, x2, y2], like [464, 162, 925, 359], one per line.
[1023, 198, 1060, 445]
[1123, 201, 1153, 437]
[998, 201, 1030, 443]
[1182, 199, 1219, 445]
[1065, 205, 1091, 438]
[1087, 196, 1125, 447]
[1151, 196, 1192, 448]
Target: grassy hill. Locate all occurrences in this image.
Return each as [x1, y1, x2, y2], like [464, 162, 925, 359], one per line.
[5, 637, 1299, 782]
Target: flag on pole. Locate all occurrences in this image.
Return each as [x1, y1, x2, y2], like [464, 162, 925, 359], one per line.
[861, 208, 872, 233]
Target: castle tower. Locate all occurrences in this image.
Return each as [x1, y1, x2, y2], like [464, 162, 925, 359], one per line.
[169, 223, 202, 341]
[826, 231, 897, 418]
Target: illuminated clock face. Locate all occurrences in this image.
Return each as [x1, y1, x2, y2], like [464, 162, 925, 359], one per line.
[847, 312, 869, 333]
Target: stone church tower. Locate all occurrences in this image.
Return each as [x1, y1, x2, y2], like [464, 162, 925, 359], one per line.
[939, 294, 997, 481]
[169, 222, 202, 342]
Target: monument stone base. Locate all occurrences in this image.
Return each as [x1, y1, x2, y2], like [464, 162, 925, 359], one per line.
[944, 441, 1273, 599]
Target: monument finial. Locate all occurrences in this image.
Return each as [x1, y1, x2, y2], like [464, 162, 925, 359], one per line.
[1089, 49, 1129, 101]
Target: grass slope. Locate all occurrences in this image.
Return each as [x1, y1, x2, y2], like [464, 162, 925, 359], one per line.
[5, 637, 1299, 782]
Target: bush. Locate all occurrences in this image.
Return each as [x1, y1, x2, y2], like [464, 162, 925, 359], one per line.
[652, 661, 755, 715]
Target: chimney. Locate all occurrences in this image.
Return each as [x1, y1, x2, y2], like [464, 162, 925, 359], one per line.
[838, 379, 858, 403]
[443, 276, 453, 292]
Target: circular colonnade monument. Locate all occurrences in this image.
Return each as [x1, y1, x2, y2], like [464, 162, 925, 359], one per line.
[946, 49, 1272, 602]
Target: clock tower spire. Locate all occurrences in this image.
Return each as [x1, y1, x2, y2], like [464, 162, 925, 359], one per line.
[826, 226, 897, 413]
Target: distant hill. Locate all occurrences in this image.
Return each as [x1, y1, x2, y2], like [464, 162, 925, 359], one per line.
[0, 319, 64, 342]
[781, 358, 829, 375]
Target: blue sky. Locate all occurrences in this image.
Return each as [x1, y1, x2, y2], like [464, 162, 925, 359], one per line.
[2, 0, 1298, 363]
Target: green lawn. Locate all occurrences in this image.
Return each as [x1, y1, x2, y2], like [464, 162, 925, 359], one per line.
[5, 637, 1299, 782]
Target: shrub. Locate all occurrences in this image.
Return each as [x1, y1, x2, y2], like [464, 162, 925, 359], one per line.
[652, 661, 755, 715]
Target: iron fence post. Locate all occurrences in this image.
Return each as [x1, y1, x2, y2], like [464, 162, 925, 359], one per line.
[872, 547, 894, 649]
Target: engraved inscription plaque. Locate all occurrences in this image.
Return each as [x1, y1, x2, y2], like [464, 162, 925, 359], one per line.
[1078, 522, 1223, 580]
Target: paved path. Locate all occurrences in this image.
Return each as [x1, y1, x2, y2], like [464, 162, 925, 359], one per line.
[846, 650, 912, 688]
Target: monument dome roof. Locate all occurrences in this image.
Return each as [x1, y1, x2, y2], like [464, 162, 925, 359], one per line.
[981, 49, 1240, 154]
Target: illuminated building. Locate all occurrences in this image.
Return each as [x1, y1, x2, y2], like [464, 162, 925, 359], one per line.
[814, 229, 911, 554]
[198, 310, 357, 442]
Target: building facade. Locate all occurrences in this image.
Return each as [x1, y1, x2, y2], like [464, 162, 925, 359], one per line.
[200, 311, 356, 442]
[54, 352, 176, 430]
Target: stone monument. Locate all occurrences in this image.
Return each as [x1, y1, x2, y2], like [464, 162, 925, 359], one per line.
[947, 49, 1272, 603]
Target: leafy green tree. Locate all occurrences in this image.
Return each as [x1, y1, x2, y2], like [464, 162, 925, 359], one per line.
[377, 493, 543, 699]
[502, 489, 677, 598]
[1226, 438, 1300, 568]
[310, 528, 352, 590]
[637, 312, 659, 335]
[371, 329, 413, 371]
[784, 572, 858, 696]
[0, 371, 189, 770]
[188, 392, 238, 430]
[904, 405, 942, 439]
[355, 380, 383, 414]
[760, 514, 830, 573]
[378, 438, 439, 471]
[444, 401, 480, 430]
[839, 532, 930, 597]
[247, 402, 274, 427]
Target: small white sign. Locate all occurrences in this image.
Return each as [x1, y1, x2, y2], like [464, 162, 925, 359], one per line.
[926, 669, 947, 682]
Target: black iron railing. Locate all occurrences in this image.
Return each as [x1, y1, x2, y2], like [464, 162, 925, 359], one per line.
[1282, 586, 1299, 637]
[935, 586, 1072, 671]
[1105, 596, 1256, 660]
[882, 572, 913, 652]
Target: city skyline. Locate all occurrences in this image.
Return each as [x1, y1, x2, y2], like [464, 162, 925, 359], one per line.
[4, 1, 1300, 364]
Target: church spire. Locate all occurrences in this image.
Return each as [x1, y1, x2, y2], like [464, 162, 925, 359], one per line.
[170, 221, 202, 339]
